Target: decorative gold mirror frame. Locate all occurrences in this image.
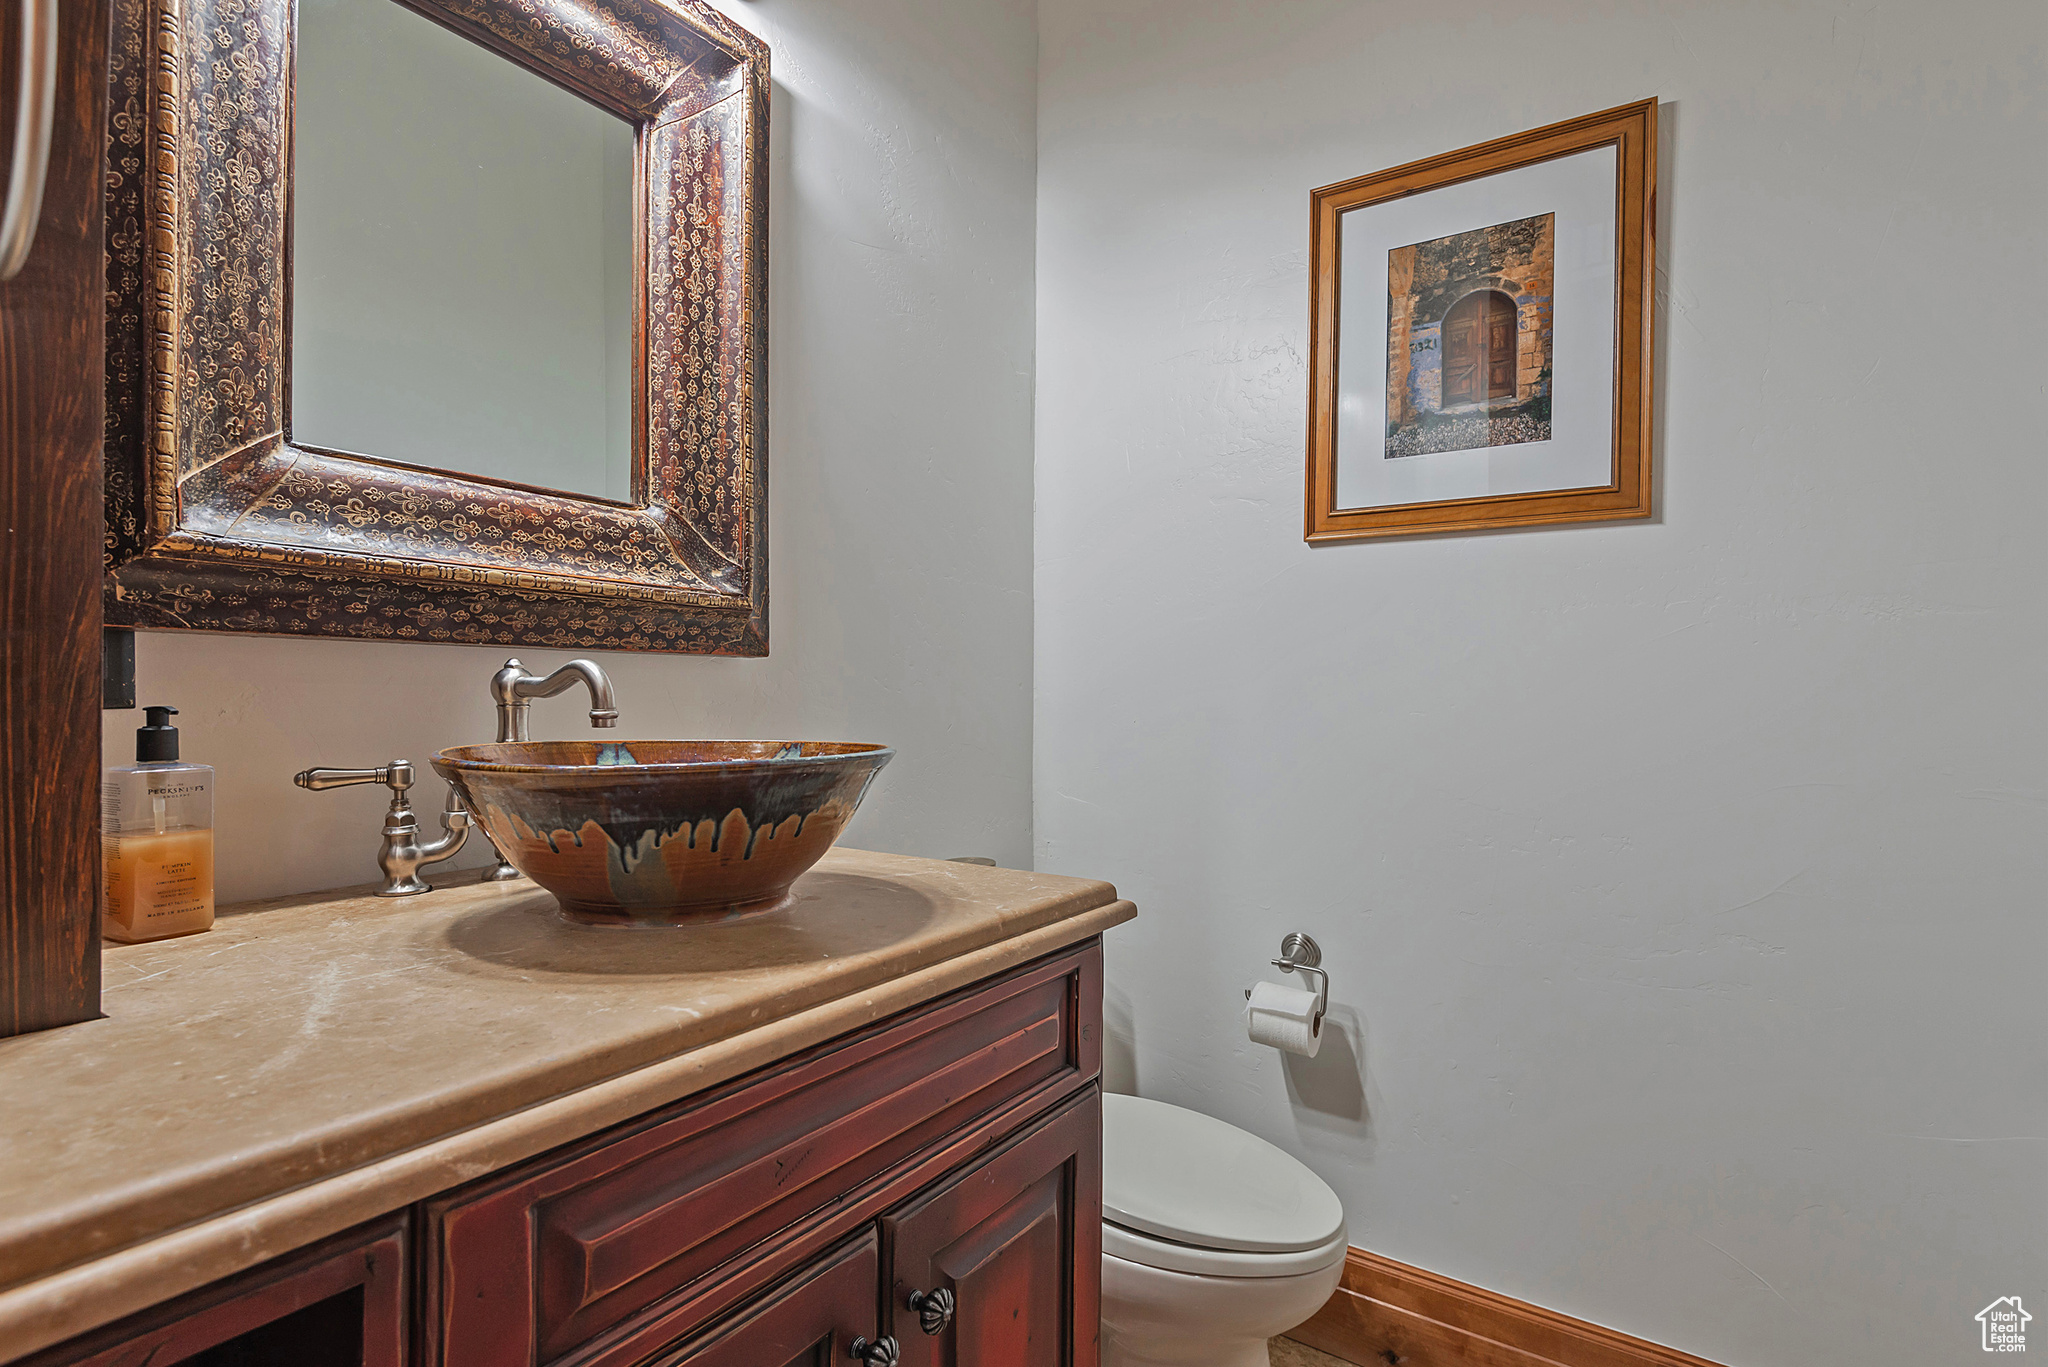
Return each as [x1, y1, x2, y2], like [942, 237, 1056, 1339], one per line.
[104, 0, 769, 653]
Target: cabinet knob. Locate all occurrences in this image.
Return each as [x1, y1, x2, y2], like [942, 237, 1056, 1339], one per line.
[906, 1287, 956, 1335]
[849, 1335, 900, 1366]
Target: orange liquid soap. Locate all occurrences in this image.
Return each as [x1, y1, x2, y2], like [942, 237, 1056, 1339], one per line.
[104, 826, 216, 942]
[103, 705, 216, 944]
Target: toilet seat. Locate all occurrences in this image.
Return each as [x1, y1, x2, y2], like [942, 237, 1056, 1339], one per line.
[1102, 1095, 1347, 1279]
[1104, 1221, 1350, 1279]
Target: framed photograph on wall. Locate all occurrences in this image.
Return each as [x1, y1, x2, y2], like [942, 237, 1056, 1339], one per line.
[1304, 99, 1657, 541]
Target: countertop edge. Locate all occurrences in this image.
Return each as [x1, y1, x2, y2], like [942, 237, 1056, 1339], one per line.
[0, 898, 1137, 1360]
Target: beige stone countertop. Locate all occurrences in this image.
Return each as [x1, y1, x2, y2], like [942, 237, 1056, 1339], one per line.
[0, 848, 1133, 1358]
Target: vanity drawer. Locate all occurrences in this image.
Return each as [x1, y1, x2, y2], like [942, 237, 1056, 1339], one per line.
[425, 941, 1102, 1367]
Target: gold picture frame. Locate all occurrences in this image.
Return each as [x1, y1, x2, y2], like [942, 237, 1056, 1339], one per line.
[1305, 99, 1657, 542]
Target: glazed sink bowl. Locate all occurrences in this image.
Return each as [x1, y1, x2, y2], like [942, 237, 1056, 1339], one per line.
[432, 740, 892, 926]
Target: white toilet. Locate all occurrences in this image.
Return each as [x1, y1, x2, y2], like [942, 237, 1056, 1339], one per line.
[1100, 1094, 1348, 1367]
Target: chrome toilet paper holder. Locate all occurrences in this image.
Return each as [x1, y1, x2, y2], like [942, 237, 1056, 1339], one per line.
[1244, 932, 1329, 1027]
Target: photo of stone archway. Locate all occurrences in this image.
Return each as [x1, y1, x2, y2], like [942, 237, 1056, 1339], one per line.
[1384, 212, 1554, 458]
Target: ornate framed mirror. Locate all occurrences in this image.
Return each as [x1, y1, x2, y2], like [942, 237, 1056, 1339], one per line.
[104, 0, 769, 653]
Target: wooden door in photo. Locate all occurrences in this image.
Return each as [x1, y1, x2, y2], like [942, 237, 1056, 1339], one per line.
[1442, 290, 1516, 406]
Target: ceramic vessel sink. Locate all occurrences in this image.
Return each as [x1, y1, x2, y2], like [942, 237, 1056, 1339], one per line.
[432, 740, 892, 926]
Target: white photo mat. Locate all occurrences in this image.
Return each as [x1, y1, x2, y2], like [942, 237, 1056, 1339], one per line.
[1334, 144, 1618, 512]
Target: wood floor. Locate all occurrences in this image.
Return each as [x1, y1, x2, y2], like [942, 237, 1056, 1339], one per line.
[1271, 1338, 1353, 1367]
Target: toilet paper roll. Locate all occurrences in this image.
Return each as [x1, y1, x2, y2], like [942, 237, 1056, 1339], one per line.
[1245, 980, 1322, 1058]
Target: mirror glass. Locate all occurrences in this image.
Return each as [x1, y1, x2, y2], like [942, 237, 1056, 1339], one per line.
[291, 0, 636, 501]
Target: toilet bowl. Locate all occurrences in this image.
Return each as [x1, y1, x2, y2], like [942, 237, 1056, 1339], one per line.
[1100, 1094, 1348, 1367]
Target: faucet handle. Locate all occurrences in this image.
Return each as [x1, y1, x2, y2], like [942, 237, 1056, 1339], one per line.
[294, 761, 471, 897]
[294, 761, 414, 795]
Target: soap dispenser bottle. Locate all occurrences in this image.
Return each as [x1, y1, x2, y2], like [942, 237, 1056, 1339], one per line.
[103, 706, 216, 943]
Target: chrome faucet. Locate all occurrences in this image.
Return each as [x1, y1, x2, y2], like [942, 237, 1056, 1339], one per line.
[293, 760, 471, 897]
[474, 657, 621, 881]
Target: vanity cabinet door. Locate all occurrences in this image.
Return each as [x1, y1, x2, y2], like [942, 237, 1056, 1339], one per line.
[13, 1216, 406, 1367]
[882, 1089, 1101, 1367]
[638, 1232, 881, 1367]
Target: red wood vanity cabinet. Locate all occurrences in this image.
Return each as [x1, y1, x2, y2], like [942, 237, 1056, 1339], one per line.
[19, 942, 1104, 1367]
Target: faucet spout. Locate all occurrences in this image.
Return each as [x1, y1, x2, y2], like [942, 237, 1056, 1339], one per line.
[491, 658, 620, 741]
[481, 657, 622, 882]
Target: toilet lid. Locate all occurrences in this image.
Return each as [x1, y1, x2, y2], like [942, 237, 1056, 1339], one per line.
[1102, 1094, 1345, 1253]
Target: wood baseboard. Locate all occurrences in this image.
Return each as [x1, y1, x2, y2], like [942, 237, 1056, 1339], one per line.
[1290, 1248, 1729, 1367]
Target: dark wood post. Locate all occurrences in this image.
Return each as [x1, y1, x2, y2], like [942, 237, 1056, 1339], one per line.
[0, 0, 107, 1035]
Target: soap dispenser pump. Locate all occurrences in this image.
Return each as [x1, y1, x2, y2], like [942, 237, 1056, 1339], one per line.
[103, 706, 216, 942]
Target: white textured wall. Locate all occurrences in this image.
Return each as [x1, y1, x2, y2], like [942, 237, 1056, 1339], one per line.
[110, 0, 1039, 904]
[1034, 3, 2044, 1364]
